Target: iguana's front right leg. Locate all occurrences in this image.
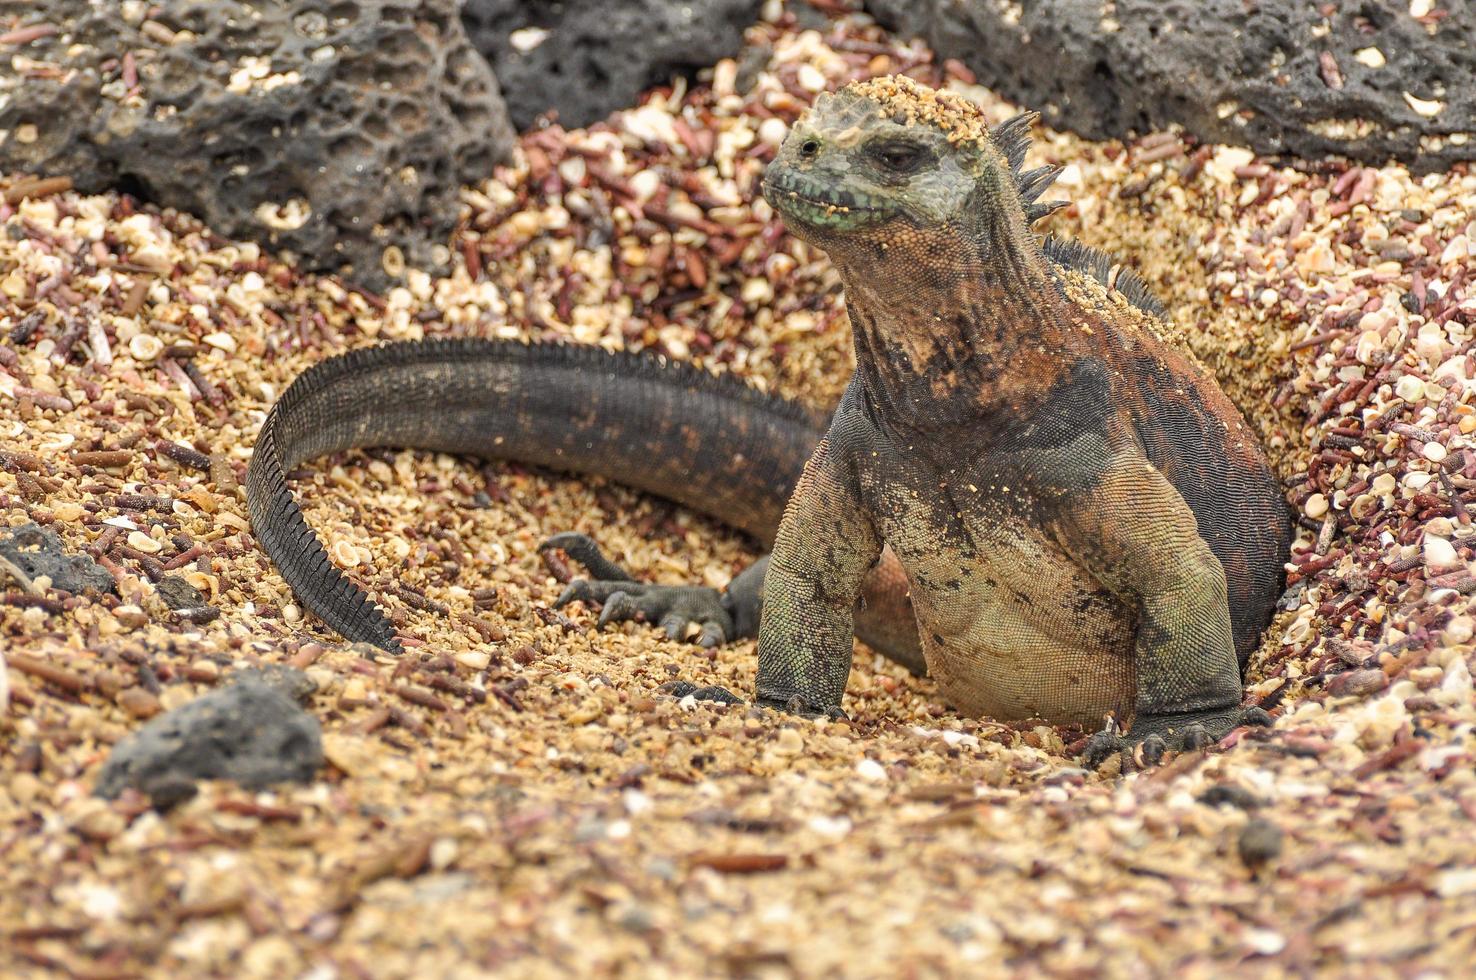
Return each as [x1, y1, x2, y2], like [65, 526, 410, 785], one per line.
[547, 528, 927, 676]
[753, 435, 881, 717]
[557, 435, 881, 717]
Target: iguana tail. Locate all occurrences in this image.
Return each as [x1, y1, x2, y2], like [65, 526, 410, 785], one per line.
[245, 338, 827, 652]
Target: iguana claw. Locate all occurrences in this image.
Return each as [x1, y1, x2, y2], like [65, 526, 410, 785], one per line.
[541, 532, 635, 584]
[658, 682, 847, 721]
[755, 694, 848, 721]
[546, 532, 735, 645]
[1083, 706, 1273, 771]
[661, 680, 744, 704]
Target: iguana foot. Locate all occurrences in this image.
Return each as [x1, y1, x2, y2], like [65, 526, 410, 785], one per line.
[1083, 706, 1272, 770]
[556, 579, 734, 646]
[756, 693, 848, 721]
[658, 682, 847, 721]
[661, 680, 744, 704]
[545, 532, 735, 646]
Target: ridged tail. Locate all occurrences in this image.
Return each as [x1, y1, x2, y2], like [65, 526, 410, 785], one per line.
[245, 338, 828, 652]
[249, 403, 403, 649]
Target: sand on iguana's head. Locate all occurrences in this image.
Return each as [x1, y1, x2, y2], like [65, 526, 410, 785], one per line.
[839, 74, 992, 148]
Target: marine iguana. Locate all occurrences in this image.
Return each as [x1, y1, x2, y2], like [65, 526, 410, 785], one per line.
[247, 76, 1289, 765]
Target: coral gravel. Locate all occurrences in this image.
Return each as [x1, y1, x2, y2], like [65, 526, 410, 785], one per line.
[1, 2, 1475, 976]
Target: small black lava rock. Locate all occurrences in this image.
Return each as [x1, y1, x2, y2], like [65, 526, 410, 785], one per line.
[1238, 817, 1285, 870]
[0, 522, 116, 596]
[95, 676, 323, 802]
[155, 575, 208, 612]
[1197, 784, 1265, 811]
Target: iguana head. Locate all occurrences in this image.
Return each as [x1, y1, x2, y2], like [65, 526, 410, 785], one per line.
[761, 75, 1061, 271]
[762, 76, 1072, 416]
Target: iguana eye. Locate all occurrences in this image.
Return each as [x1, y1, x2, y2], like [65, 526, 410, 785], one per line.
[869, 141, 926, 172]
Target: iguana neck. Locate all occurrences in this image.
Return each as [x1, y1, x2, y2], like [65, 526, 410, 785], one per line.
[835, 217, 1079, 437]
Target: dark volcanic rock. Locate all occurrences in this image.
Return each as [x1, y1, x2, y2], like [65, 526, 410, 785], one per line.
[1238, 817, 1285, 870]
[156, 575, 209, 612]
[94, 674, 323, 801]
[0, 0, 515, 289]
[865, 0, 1476, 172]
[233, 663, 321, 702]
[462, 0, 763, 130]
[0, 522, 115, 595]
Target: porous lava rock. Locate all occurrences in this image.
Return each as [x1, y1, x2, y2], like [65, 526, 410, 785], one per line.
[0, 522, 115, 595]
[864, 0, 1475, 172]
[0, 0, 515, 288]
[461, 0, 763, 130]
[94, 672, 323, 802]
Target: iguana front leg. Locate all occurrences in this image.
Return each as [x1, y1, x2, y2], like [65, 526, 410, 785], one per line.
[549, 529, 929, 676]
[753, 435, 882, 717]
[599, 434, 882, 713]
[1045, 446, 1267, 766]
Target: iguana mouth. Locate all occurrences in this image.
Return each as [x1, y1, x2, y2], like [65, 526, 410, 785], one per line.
[761, 175, 893, 226]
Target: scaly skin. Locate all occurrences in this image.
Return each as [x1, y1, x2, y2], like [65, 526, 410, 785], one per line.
[249, 77, 1289, 766]
[685, 75, 1290, 761]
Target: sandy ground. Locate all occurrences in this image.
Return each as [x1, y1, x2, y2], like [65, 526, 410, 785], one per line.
[3, 4, 1476, 977]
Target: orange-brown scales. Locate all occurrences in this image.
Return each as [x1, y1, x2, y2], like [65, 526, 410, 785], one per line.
[739, 75, 1292, 765]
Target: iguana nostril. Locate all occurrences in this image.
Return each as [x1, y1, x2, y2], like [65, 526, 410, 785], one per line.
[800, 139, 820, 157]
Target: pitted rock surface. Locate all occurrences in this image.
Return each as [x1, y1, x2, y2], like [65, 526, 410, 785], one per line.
[94, 674, 323, 801]
[461, 0, 763, 130]
[155, 575, 209, 611]
[0, 522, 116, 595]
[0, 0, 515, 288]
[865, 0, 1476, 172]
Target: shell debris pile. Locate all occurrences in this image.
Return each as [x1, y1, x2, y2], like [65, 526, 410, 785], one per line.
[2, 1, 1476, 975]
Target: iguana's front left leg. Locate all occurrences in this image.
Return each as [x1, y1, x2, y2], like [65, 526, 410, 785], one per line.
[1045, 444, 1267, 766]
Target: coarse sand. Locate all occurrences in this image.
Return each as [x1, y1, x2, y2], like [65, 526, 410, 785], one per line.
[3, 4, 1476, 977]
